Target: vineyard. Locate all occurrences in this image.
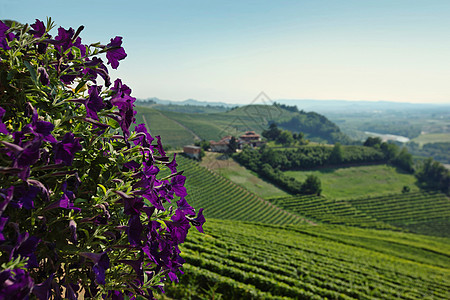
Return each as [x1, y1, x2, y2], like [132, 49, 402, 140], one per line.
[134, 106, 197, 147]
[347, 192, 450, 237]
[164, 219, 450, 299]
[176, 155, 305, 225]
[271, 192, 450, 237]
[271, 195, 396, 230]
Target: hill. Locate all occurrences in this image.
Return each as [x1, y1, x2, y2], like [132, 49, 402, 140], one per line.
[135, 104, 350, 146]
[133, 106, 199, 147]
[174, 155, 305, 225]
[164, 219, 450, 299]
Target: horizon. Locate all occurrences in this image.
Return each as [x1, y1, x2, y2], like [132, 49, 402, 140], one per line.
[139, 96, 450, 106]
[2, 1, 450, 104]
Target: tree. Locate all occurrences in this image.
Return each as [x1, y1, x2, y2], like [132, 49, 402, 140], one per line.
[262, 122, 281, 140]
[276, 130, 294, 146]
[329, 143, 343, 164]
[415, 158, 450, 194]
[195, 139, 210, 151]
[227, 136, 238, 153]
[380, 142, 399, 161]
[364, 137, 382, 147]
[392, 147, 414, 173]
[301, 175, 322, 195]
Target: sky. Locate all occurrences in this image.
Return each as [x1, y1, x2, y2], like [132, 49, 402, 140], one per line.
[2, 0, 450, 104]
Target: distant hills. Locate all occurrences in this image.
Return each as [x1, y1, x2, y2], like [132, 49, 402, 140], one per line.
[138, 97, 237, 108]
[137, 97, 450, 113]
[134, 103, 350, 147]
[276, 99, 450, 114]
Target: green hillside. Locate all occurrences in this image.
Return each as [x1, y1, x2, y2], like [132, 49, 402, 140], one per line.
[164, 219, 450, 299]
[133, 106, 198, 147]
[200, 152, 290, 199]
[284, 164, 419, 199]
[272, 192, 450, 237]
[135, 104, 349, 146]
[176, 155, 305, 225]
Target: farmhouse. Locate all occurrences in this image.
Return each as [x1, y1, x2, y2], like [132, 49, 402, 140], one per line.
[239, 131, 265, 148]
[239, 131, 260, 142]
[183, 145, 202, 159]
[209, 131, 266, 152]
[210, 136, 232, 152]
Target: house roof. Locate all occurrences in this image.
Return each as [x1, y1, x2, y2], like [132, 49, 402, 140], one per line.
[240, 131, 260, 138]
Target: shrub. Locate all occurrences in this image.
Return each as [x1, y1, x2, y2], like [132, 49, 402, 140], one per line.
[0, 18, 204, 299]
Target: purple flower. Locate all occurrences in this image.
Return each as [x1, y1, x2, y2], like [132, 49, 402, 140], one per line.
[123, 197, 144, 216]
[0, 106, 9, 135]
[143, 190, 164, 211]
[154, 136, 166, 157]
[0, 269, 34, 299]
[106, 36, 127, 69]
[167, 209, 190, 243]
[167, 153, 178, 173]
[127, 215, 143, 246]
[111, 78, 132, 97]
[27, 179, 50, 202]
[37, 67, 50, 86]
[171, 175, 187, 198]
[82, 57, 110, 86]
[32, 274, 54, 300]
[193, 208, 206, 233]
[23, 104, 57, 143]
[123, 160, 140, 171]
[143, 162, 159, 177]
[10, 232, 41, 268]
[73, 36, 86, 57]
[133, 124, 154, 147]
[54, 132, 82, 166]
[11, 184, 39, 210]
[110, 79, 136, 138]
[63, 278, 80, 300]
[15, 137, 42, 169]
[54, 26, 75, 52]
[53, 26, 86, 60]
[79, 252, 110, 285]
[0, 217, 8, 242]
[30, 19, 46, 38]
[45, 182, 80, 212]
[176, 198, 194, 216]
[118, 258, 143, 279]
[85, 85, 105, 120]
[0, 21, 15, 50]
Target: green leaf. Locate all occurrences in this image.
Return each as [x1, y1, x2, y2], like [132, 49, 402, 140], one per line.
[74, 80, 88, 94]
[23, 60, 37, 84]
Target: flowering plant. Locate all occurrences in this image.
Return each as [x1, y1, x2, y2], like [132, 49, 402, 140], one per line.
[0, 18, 204, 299]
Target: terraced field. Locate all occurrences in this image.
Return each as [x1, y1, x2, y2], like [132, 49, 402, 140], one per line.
[271, 195, 397, 230]
[271, 192, 450, 237]
[347, 192, 450, 237]
[164, 219, 450, 299]
[134, 106, 197, 147]
[176, 155, 305, 225]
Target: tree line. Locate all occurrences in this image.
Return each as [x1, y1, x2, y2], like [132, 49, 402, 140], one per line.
[234, 146, 323, 195]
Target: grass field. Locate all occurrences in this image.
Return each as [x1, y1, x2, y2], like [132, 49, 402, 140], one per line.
[163, 219, 450, 299]
[411, 133, 450, 145]
[284, 164, 419, 199]
[134, 106, 197, 148]
[200, 152, 289, 199]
